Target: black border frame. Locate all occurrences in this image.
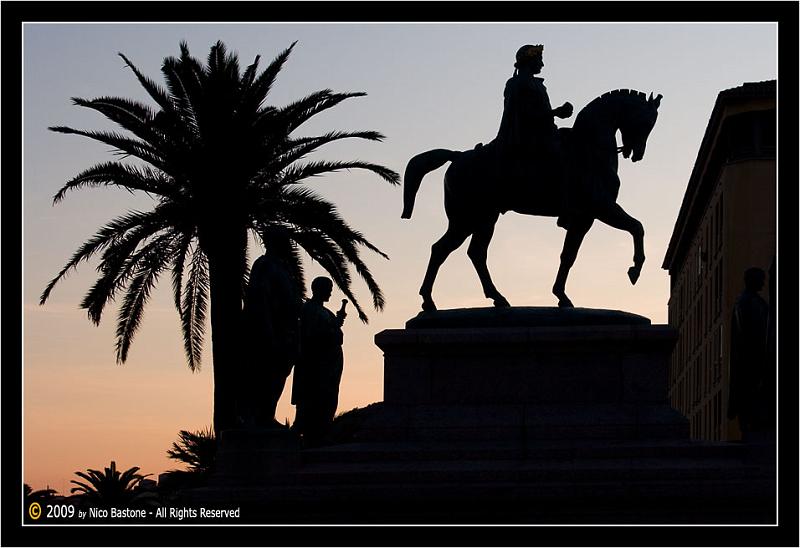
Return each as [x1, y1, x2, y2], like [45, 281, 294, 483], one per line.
[3, 2, 797, 546]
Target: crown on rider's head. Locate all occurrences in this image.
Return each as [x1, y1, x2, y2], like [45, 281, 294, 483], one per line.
[516, 44, 544, 61]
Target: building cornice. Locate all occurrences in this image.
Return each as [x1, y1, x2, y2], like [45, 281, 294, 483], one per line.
[662, 80, 776, 273]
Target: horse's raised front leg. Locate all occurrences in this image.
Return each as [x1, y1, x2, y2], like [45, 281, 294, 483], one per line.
[552, 217, 594, 307]
[596, 203, 645, 285]
[419, 224, 471, 311]
[467, 215, 510, 308]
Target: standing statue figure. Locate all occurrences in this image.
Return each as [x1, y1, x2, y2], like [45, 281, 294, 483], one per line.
[241, 248, 303, 428]
[495, 44, 573, 197]
[727, 267, 770, 439]
[291, 277, 348, 447]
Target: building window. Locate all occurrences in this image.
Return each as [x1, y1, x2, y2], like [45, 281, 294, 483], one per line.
[717, 194, 723, 252]
[711, 273, 716, 326]
[695, 360, 701, 405]
[716, 324, 723, 381]
[708, 208, 717, 261]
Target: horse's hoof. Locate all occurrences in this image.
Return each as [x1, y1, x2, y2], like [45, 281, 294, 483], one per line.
[493, 296, 511, 308]
[421, 299, 437, 312]
[627, 266, 641, 285]
[558, 298, 574, 308]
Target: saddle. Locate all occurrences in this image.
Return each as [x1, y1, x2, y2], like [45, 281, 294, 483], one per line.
[493, 128, 574, 216]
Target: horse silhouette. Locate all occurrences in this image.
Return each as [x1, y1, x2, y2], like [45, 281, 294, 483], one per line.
[402, 89, 662, 311]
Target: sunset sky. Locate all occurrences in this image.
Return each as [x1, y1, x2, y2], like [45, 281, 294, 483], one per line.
[23, 22, 777, 494]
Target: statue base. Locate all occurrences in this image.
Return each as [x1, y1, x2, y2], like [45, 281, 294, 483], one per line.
[180, 308, 774, 524]
[367, 307, 686, 442]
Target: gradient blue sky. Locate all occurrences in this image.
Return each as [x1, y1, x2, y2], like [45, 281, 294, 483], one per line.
[23, 22, 777, 492]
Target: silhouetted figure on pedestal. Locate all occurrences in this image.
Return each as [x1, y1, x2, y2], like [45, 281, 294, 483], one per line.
[291, 277, 347, 447]
[727, 267, 770, 440]
[496, 44, 573, 202]
[241, 250, 302, 428]
[401, 46, 662, 311]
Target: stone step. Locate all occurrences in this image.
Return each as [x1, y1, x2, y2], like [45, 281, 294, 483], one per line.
[299, 439, 746, 464]
[288, 457, 767, 486]
[347, 402, 690, 442]
[206, 475, 774, 502]
[185, 474, 775, 524]
[192, 435, 775, 524]
[212, 449, 771, 493]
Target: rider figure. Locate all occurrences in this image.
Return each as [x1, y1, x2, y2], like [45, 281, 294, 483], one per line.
[495, 44, 573, 199]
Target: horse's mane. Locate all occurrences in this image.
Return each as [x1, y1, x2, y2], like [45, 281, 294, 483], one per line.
[586, 89, 649, 108]
[574, 89, 650, 130]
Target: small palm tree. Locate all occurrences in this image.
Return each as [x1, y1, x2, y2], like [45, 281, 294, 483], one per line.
[40, 40, 400, 435]
[70, 461, 157, 507]
[166, 426, 217, 475]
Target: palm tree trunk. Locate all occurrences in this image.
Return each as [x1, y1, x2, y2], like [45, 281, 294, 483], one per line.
[204, 226, 248, 437]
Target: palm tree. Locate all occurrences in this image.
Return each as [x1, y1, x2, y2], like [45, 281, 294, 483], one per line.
[70, 461, 157, 508]
[40, 41, 400, 434]
[166, 426, 217, 475]
[159, 426, 218, 492]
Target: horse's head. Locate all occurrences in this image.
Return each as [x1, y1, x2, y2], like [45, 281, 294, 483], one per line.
[620, 92, 662, 163]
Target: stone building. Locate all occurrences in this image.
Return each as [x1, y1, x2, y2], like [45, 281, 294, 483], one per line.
[662, 80, 776, 441]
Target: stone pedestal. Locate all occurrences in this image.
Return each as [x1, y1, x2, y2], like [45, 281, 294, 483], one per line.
[179, 307, 774, 524]
[369, 307, 687, 442]
[209, 428, 301, 486]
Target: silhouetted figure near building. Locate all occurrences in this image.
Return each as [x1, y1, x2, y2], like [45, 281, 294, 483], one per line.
[495, 44, 573, 198]
[291, 277, 347, 447]
[765, 257, 776, 433]
[241, 250, 303, 428]
[727, 267, 770, 440]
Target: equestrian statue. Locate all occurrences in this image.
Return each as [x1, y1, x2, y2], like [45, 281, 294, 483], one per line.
[401, 44, 662, 311]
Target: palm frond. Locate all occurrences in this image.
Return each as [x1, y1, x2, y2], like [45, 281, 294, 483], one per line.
[180, 244, 209, 371]
[279, 187, 389, 258]
[69, 480, 94, 495]
[47, 126, 166, 171]
[71, 96, 155, 126]
[69, 96, 170, 150]
[39, 209, 163, 305]
[240, 54, 261, 90]
[265, 130, 388, 175]
[239, 41, 296, 115]
[275, 91, 367, 135]
[207, 40, 229, 77]
[177, 40, 208, 84]
[53, 161, 175, 204]
[161, 56, 203, 136]
[278, 159, 400, 187]
[118, 53, 172, 111]
[80, 223, 175, 325]
[119, 466, 149, 487]
[114, 234, 176, 363]
[166, 427, 216, 474]
[170, 230, 194, 314]
[277, 189, 388, 310]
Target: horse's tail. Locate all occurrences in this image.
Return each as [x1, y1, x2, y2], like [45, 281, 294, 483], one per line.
[401, 149, 461, 219]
